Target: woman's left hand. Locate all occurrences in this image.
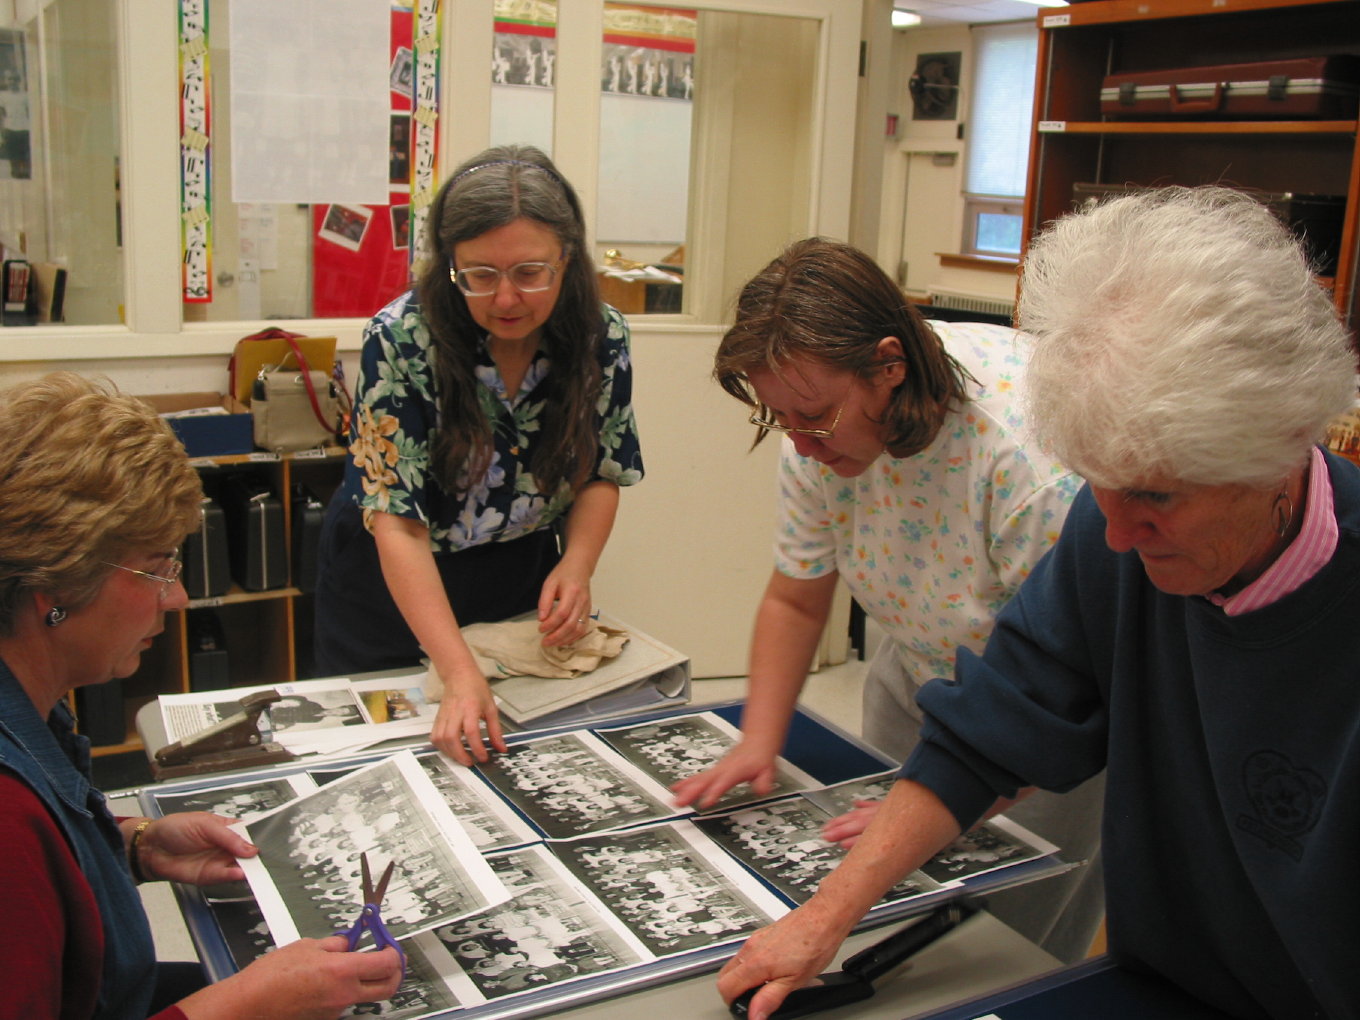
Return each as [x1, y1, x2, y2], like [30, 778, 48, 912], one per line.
[537, 563, 593, 647]
[129, 812, 258, 885]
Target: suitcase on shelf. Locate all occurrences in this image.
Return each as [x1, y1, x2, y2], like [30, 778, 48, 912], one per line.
[291, 484, 325, 593]
[221, 474, 288, 592]
[1071, 183, 1346, 277]
[187, 609, 231, 691]
[76, 680, 126, 747]
[182, 497, 231, 599]
[1100, 55, 1360, 120]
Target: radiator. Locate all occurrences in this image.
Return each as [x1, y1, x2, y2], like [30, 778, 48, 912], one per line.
[927, 288, 1015, 319]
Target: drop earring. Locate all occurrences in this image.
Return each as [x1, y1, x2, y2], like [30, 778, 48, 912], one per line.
[45, 607, 68, 627]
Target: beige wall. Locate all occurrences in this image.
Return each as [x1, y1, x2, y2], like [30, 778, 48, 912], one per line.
[877, 23, 1019, 303]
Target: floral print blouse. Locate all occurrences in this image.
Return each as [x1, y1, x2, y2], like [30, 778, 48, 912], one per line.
[774, 320, 1079, 692]
[341, 291, 644, 552]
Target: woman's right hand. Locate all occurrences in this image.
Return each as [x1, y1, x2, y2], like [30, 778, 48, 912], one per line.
[671, 741, 778, 810]
[429, 667, 508, 766]
[180, 936, 403, 1020]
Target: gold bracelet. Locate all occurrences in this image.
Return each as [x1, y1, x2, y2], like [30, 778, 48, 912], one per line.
[128, 818, 152, 883]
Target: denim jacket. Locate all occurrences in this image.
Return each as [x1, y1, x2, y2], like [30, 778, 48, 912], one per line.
[0, 660, 156, 1019]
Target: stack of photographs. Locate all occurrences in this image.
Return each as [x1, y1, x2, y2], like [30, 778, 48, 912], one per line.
[149, 708, 1063, 1020]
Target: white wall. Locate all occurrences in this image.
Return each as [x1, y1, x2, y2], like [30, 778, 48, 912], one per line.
[877, 23, 1018, 303]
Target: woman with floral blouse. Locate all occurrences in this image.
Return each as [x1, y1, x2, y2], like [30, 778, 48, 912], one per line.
[671, 238, 1100, 964]
[315, 145, 644, 765]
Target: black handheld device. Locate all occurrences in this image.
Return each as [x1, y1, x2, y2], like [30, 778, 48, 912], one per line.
[728, 898, 980, 1020]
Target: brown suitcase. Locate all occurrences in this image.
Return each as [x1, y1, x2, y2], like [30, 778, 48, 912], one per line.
[1101, 56, 1360, 119]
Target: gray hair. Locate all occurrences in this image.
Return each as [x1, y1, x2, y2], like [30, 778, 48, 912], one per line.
[1018, 186, 1355, 489]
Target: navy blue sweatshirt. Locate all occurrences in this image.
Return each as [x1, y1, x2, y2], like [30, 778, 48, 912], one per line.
[903, 449, 1360, 1019]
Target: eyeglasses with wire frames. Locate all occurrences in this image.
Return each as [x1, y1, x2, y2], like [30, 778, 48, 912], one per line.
[748, 399, 847, 439]
[103, 551, 183, 601]
[449, 258, 562, 297]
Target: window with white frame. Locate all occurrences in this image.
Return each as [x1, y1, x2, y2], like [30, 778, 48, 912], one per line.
[962, 21, 1036, 259]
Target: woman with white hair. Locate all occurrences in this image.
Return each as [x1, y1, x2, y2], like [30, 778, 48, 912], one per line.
[716, 186, 1360, 1020]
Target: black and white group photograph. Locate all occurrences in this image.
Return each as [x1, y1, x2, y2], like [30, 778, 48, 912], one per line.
[236, 751, 509, 944]
[416, 750, 539, 852]
[597, 711, 820, 812]
[153, 773, 310, 823]
[920, 818, 1057, 884]
[801, 770, 899, 817]
[695, 796, 943, 906]
[427, 845, 648, 1002]
[552, 821, 788, 957]
[474, 730, 681, 839]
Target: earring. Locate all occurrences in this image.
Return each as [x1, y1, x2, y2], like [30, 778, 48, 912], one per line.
[45, 607, 67, 628]
[1271, 490, 1294, 538]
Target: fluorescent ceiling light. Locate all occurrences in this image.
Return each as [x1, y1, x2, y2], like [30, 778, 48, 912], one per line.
[1011, 0, 1070, 6]
[891, 9, 922, 27]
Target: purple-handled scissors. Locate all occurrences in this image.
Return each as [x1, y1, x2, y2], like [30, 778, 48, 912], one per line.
[340, 851, 406, 976]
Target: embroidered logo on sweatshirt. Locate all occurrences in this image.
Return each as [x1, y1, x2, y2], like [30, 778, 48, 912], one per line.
[1237, 750, 1325, 861]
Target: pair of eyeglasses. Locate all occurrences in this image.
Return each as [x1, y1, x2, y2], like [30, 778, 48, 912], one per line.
[748, 400, 846, 439]
[104, 551, 183, 601]
[449, 259, 561, 297]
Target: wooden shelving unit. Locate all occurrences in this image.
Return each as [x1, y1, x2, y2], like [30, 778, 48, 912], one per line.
[1021, 0, 1360, 334]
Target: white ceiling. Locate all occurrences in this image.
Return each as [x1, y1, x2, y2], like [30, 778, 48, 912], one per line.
[900, 0, 1058, 26]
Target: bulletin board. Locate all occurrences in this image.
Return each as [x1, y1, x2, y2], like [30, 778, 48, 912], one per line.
[142, 702, 1071, 1020]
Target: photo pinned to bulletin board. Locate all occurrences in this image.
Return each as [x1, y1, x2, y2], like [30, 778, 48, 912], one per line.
[311, 1, 438, 318]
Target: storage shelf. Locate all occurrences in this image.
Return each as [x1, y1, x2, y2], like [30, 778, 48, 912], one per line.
[1039, 0, 1355, 28]
[187, 586, 304, 609]
[1040, 120, 1357, 135]
[1023, 0, 1360, 333]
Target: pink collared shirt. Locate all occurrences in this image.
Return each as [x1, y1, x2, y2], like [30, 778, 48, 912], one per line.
[1208, 447, 1336, 616]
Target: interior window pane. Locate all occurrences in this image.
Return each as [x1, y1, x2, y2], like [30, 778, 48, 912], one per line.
[0, 0, 123, 327]
[490, 0, 556, 153]
[595, 2, 691, 316]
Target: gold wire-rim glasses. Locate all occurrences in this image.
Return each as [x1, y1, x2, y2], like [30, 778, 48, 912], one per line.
[103, 551, 183, 601]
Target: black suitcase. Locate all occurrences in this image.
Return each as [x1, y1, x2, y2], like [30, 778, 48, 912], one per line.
[291, 485, 325, 593]
[187, 609, 231, 691]
[183, 496, 232, 598]
[75, 679, 126, 746]
[222, 474, 287, 591]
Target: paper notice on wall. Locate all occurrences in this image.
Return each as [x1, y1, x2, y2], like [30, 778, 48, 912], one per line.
[229, 0, 389, 204]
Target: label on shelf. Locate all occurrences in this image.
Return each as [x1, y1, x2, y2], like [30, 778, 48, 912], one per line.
[1041, 13, 1070, 27]
[1038, 121, 1067, 133]
[188, 596, 225, 609]
[293, 447, 330, 460]
[248, 452, 282, 463]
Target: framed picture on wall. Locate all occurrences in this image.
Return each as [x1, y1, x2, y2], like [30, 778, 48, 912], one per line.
[909, 51, 960, 121]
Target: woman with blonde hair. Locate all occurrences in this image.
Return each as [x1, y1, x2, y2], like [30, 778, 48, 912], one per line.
[0, 373, 402, 1019]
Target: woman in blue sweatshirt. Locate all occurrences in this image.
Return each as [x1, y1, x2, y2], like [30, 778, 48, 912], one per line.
[718, 186, 1360, 1020]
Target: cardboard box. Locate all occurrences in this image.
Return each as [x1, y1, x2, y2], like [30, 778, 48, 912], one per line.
[138, 392, 253, 458]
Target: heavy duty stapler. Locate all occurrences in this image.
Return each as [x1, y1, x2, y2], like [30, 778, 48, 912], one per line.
[730, 898, 980, 1019]
[151, 689, 297, 780]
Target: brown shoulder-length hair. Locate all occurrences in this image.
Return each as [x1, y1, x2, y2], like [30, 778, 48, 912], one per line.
[714, 237, 970, 458]
[416, 144, 603, 496]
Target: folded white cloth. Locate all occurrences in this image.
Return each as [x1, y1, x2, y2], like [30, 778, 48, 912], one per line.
[422, 618, 630, 699]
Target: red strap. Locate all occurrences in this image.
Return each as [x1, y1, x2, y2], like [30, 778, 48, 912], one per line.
[278, 335, 336, 436]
